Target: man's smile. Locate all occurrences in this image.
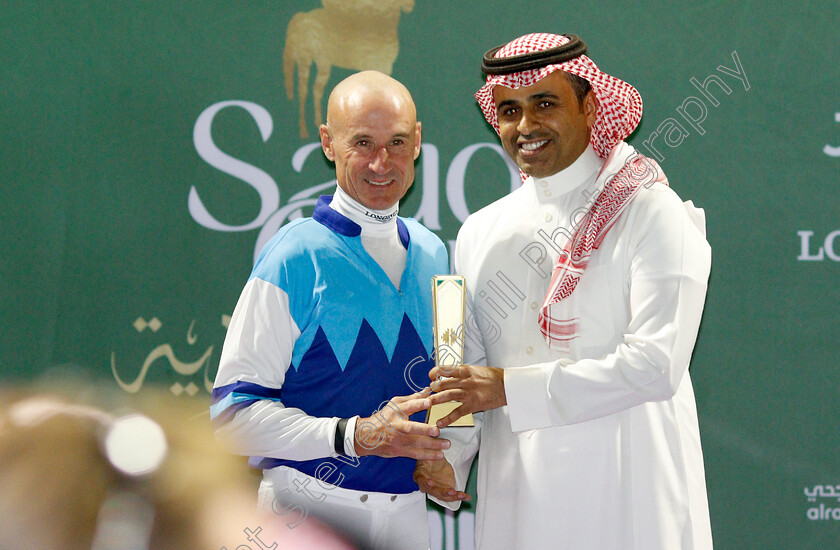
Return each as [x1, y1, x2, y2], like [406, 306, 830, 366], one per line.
[518, 138, 551, 157]
[365, 177, 396, 186]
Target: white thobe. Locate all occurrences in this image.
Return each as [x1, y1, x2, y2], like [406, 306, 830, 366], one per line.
[449, 144, 713, 549]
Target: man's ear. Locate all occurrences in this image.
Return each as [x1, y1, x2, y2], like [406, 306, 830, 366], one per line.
[413, 121, 422, 160]
[319, 124, 335, 161]
[583, 91, 599, 129]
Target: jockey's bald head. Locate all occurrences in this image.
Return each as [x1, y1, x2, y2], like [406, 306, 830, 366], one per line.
[325, 70, 417, 132]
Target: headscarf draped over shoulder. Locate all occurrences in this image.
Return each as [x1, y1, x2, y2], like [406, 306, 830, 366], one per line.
[475, 32, 643, 158]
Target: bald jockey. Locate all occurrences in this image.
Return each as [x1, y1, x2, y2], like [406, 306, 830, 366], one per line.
[213, 71, 449, 550]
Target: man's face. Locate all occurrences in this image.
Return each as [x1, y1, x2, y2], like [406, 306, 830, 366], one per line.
[320, 92, 421, 211]
[493, 71, 597, 178]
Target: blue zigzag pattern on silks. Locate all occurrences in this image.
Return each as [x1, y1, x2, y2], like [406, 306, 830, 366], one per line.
[251, 313, 435, 494]
[281, 313, 432, 425]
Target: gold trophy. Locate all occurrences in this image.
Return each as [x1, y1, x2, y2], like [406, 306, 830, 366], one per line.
[426, 275, 474, 427]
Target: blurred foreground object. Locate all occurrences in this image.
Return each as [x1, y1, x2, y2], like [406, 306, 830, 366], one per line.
[0, 387, 356, 550]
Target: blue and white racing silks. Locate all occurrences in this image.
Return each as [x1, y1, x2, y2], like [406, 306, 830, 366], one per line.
[211, 196, 448, 494]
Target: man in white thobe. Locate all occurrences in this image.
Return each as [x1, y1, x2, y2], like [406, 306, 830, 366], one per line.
[414, 33, 714, 549]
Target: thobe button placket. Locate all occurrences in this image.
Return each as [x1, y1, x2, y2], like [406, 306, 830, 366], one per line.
[545, 213, 553, 222]
[360, 494, 368, 502]
[544, 190, 552, 198]
[526, 346, 534, 355]
[529, 301, 538, 310]
[390, 495, 397, 501]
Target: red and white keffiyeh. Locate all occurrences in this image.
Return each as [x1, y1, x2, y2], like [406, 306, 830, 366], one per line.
[475, 33, 643, 159]
[537, 143, 667, 351]
[474, 33, 659, 352]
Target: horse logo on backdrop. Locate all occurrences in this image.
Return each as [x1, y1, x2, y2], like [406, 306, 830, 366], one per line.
[190, 0, 519, 262]
[283, 0, 415, 138]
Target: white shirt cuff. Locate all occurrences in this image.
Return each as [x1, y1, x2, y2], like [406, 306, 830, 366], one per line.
[342, 415, 359, 457]
[504, 364, 557, 433]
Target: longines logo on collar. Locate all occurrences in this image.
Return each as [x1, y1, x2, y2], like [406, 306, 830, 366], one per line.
[364, 210, 399, 223]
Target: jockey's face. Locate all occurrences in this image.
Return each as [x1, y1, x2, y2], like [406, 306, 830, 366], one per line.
[320, 77, 421, 211]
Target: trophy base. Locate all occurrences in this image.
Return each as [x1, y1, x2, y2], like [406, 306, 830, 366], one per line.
[425, 401, 474, 427]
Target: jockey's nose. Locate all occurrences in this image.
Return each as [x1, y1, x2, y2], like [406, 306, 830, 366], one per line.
[369, 147, 390, 174]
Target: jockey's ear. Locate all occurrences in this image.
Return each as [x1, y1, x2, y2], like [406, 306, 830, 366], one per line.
[413, 121, 422, 160]
[319, 124, 335, 161]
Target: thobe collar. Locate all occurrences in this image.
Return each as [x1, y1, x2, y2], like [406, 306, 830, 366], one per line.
[530, 144, 604, 203]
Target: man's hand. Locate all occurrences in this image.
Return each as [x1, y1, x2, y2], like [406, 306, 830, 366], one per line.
[354, 391, 450, 460]
[428, 365, 506, 427]
[414, 458, 470, 503]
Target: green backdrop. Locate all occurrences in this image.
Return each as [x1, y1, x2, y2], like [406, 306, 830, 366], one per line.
[3, 2, 839, 548]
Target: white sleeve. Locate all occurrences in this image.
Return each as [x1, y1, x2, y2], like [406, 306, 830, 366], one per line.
[505, 196, 712, 432]
[211, 277, 342, 461]
[429, 414, 482, 511]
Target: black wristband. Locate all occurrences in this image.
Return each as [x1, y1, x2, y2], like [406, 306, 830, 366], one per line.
[334, 418, 349, 456]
